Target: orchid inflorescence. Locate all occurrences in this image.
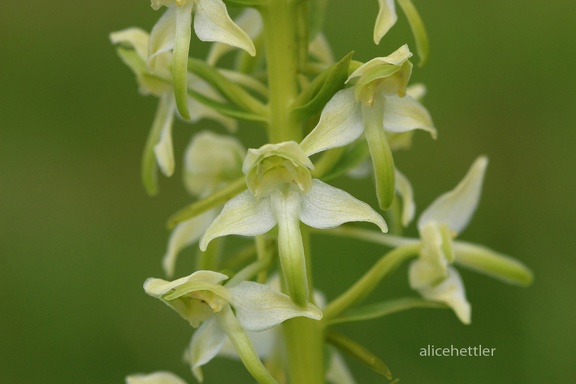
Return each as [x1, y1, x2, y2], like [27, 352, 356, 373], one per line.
[111, 1, 533, 383]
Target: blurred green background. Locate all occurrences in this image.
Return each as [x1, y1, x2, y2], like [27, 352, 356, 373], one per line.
[1, 0, 575, 383]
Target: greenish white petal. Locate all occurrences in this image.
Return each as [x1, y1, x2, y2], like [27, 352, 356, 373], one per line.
[110, 28, 149, 61]
[228, 281, 322, 332]
[207, 8, 262, 65]
[300, 180, 388, 232]
[300, 88, 363, 156]
[218, 327, 276, 360]
[348, 45, 412, 80]
[126, 371, 189, 384]
[416, 221, 455, 281]
[194, 0, 256, 56]
[326, 348, 357, 384]
[416, 267, 471, 324]
[406, 83, 427, 100]
[148, 7, 177, 73]
[144, 270, 229, 298]
[162, 209, 218, 277]
[153, 110, 176, 176]
[243, 141, 314, 175]
[199, 190, 276, 251]
[418, 156, 488, 233]
[187, 316, 228, 382]
[374, 0, 398, 45]
[183, 131, 245, 197]
[383, 94, 436, 138]
[142, 92, 175, 195]
[408, 258, 447, 291]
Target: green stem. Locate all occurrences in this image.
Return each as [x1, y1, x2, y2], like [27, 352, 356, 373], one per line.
[323, 244, 420, 321]
[283, 317, 325, 384]
[260, 1, 324, 382]
[313, 225, 418, 248]
[312, 146, 347, 179]
[167, 177, 246, 229]
[261, 0, 301, 143]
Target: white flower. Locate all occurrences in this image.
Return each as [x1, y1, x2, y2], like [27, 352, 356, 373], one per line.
[148, 0, 256, 119]
[218, 275, 358, 384]
[200, 141, 387, 306]
[300, 45, 435, 210]
[144, 270, 321, 382]
[110, 28, 235, 194]
[162, 131, 245, 277]
[408, 156, 488, 324]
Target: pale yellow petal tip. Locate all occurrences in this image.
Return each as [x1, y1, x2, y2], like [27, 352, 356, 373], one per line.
[377, 216, 389, 233]
[198, 238, 209, 252]
[475, 155, 489, 170]
[306, 303, 324, 321]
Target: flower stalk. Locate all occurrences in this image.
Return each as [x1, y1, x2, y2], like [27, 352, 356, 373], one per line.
[260, 1, 324, 381]
[261, 0, 301, 143]
[111, 1, 534, 382]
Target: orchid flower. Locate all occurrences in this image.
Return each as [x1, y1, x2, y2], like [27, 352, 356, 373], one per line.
[218, 275, 358, 384]
[148, 0, 256, 120]
[409, 156, 533, 323]
[144, 270, 321, 383]
[200, 141, 388, 306]
[162, 131, 245, 277]
[301, 45, 435, 210]
[110, 28, 235, 195]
